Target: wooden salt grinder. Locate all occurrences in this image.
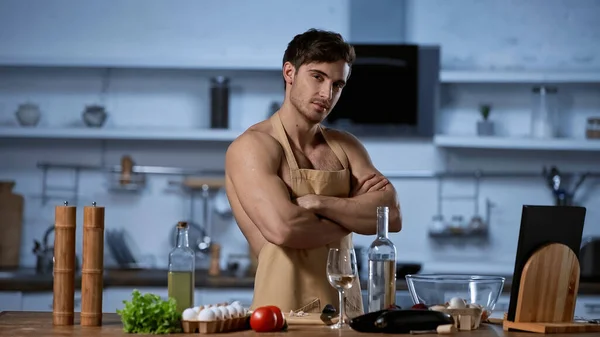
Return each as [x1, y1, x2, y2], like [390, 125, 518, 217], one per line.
[81, 202, 105, 326]
[53, 201, 77, 326]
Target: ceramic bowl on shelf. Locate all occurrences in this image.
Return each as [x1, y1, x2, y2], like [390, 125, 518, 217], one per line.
[405, 274, 505, 320]
[82, 104, 108, 127]
[15, 103, 41, 126]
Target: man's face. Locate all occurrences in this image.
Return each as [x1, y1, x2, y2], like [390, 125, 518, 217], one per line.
[285, 60, 350, 124]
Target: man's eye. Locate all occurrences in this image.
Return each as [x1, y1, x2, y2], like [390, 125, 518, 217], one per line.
[313, 75, 322, 80]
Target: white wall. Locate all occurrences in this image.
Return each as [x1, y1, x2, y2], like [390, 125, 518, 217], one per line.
[1, 0, 599, 276]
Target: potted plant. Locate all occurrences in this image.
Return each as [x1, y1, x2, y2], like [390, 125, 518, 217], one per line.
[477, 104, 494, 136]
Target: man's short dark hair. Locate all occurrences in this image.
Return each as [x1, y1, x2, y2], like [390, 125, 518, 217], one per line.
[282, 28, 355, 88]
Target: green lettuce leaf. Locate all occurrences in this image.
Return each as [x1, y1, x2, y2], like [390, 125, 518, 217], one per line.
[116, 289, 182, 334]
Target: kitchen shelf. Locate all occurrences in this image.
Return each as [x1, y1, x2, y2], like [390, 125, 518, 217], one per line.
[0, 127, 242, 142]
[440, 70, 600, 84]
[434, 135, 600, 151]
[0, 55, 282, 72]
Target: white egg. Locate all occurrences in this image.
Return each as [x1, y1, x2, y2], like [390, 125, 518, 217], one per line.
[218, 306, 231, 319]
[231, 303, 243, 312]
[225, 305, 239, 318]
[210, 306, 224, 320]
[448, 297, 467, 309]
[182, 308, 198, 321]
[192, 306, 201, 314]
[230, 300, 241, 307]
[198, 308, 217, 321]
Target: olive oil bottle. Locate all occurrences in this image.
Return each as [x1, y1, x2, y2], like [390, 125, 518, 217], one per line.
[168, 221, 195, 313]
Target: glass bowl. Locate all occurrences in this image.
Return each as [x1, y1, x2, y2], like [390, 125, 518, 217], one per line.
[405, 274, 505, 320]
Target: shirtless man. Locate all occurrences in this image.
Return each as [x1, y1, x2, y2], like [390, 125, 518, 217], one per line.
[225, 28, 402, 315]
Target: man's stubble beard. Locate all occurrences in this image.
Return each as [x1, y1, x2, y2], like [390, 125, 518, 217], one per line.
[290, 89, 314, 124]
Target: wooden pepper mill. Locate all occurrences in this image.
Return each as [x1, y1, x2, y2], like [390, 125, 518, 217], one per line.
[81, 202, 105, 326]
[209, 243, 221, 277]
[53, 201, 77, 326]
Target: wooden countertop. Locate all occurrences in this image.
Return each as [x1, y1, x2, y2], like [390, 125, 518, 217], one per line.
[0, 311, 596, 336]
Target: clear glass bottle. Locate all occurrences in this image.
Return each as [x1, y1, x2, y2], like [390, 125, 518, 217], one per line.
[530, 86, 559, 139]
[367, 206, 397, 313]
[168, 221, 195, 313]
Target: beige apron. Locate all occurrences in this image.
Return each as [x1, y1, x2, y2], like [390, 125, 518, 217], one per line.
[250, 112, 364, 317]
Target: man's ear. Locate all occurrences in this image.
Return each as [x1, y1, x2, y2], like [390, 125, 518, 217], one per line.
[283, 61, 296, 86]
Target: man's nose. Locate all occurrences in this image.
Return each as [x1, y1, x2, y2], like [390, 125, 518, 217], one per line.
[319, 83, 333, 100]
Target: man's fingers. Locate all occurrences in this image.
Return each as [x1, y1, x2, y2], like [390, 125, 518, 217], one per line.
[358, 175, 386, 194]
[356, 173, 376, 188]
[368, 178, 389, 192]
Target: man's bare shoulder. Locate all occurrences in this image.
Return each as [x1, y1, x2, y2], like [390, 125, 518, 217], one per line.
[321, 126, 364, 151]
[226, 120, 282, 169]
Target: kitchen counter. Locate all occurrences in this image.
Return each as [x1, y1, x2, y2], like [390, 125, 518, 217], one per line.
[0, 268, 254, 292]
[0, 311, 596, 337]
[3, 268, 600, 295]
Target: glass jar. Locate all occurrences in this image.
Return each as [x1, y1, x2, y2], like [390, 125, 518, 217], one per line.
[210, 76, 230, 129]
[168, 221, 195, 313]
[530, 86, 559, 139]
[586, 117, 600, 139]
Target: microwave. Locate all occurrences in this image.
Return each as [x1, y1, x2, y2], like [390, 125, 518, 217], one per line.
[324, 44, 440, 138]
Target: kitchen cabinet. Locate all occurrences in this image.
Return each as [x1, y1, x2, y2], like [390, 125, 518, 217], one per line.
[0, 0, 348, 70]
[575, 295, 600, 319]
[490, 294, 510, 319]
[0, 291, 23, 311]
[21, 291, 81, 312]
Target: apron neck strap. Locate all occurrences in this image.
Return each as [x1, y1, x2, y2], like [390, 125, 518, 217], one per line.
[319, 125, 349, 170]
[271, 111, 300, 170]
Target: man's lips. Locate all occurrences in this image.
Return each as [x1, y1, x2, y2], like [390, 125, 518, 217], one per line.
[313, 102, 329, 111]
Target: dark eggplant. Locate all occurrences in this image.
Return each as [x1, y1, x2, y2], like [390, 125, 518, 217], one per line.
[349, 309, 454, 334]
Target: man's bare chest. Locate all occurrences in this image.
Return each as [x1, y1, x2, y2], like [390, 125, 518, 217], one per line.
[279, 145, 343, 186]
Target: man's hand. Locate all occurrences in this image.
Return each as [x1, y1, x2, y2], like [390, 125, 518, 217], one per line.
[294, 194, 321, 211]
[352, 173, 389, 197]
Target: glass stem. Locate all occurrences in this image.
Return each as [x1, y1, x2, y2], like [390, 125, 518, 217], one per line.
[339, 290, 345, 326]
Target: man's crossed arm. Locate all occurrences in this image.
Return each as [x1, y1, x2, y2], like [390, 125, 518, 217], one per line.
[295, 130, 402, 235]
[225, 131, 350, 250]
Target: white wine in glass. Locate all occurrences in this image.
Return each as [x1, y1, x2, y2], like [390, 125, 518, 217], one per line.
[326, 248, 358, 329]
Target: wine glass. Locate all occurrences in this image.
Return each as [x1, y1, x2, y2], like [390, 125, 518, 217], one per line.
[326, 248, 358, 329]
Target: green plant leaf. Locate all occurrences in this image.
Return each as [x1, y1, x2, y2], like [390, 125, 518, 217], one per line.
[116, 289, 182, 334]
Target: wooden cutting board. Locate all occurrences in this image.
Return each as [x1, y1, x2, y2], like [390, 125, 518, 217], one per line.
[0, 181, 24, 268]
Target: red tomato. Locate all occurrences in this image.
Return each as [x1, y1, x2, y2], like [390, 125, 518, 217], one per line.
[250, 307, 277, 332]
[264, 305, 284, 330]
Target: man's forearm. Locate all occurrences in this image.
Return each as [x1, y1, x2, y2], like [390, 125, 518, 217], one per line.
[311, 190, 401, 235]
[279, 210, 351, 249]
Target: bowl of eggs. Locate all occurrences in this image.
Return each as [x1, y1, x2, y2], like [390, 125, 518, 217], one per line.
[405, 274, 505, 330]
[181, 301, 250, 334]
